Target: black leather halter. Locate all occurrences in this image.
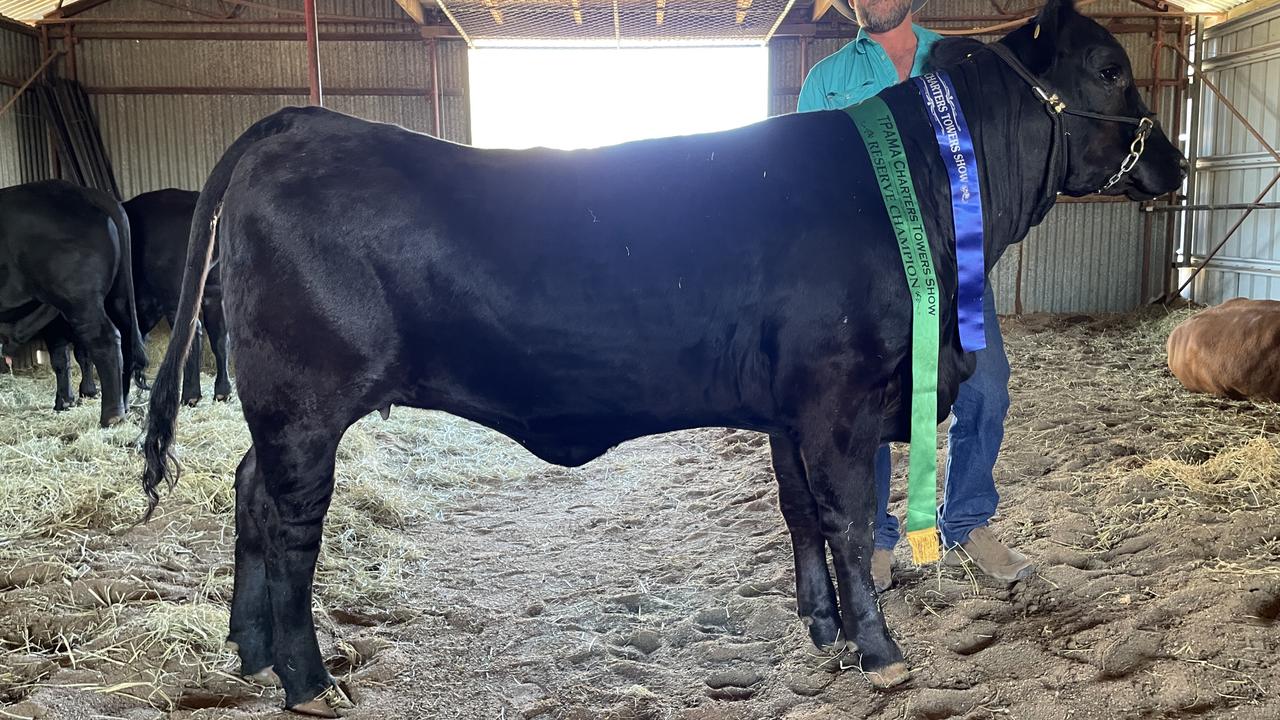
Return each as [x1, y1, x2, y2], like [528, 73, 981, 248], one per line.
[985, 40, 1156, 217]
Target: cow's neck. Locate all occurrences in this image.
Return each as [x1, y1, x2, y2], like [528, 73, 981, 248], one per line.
[941, 51, 1063, 274]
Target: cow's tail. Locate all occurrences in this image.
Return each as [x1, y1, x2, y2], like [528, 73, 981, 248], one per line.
[141, 106, 317, 521]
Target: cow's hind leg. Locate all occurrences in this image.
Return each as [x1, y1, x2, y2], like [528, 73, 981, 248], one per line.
[202, 292, 232, 401]
[63, 306, 126, 427]
[238, 411, 348, 715]
[104, 295, 137, 410]
[75, 343, 98, 398]
[172, 312, 205, 407]
[226, 445, 276, 681]
[44, 330, 77, 411]
[769, 433, 841, 651]
[796, 399, 908, 688]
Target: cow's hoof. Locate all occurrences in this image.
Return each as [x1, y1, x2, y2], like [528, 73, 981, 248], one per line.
[290, 684, 353, 718]
[864, 661, 911, 689]
[100, 413, 126, 428]
[214, 393, 230, 402]
[79, 389, 98, 399]
[184, 398, 201, 408]
[247, 666, 281, 687]
[290, 699, 340, 718]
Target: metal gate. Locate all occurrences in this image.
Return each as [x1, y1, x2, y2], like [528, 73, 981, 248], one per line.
[1175, 3, 1280, 303]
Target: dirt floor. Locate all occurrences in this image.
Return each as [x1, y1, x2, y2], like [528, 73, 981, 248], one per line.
[1, 306, 1278, 720]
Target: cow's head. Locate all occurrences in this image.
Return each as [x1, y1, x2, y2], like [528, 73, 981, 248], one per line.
[1000, 0, 1187, 200]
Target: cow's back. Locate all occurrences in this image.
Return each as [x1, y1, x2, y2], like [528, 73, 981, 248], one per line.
[124, 188, 200, 326]
[1167, 297, 1280, 402]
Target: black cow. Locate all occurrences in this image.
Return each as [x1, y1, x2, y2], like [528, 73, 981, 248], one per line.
[127, 188, 231, 405]
[141, 1, 1185, 714]
[1, 179, 147, 427]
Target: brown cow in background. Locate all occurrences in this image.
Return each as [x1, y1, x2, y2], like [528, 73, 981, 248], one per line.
[1167, 297, 1280, 402]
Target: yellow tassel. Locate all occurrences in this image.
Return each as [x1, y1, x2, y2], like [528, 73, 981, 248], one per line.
[906, 529, 940, 565]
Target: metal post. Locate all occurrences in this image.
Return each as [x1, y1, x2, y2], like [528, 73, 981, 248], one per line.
[1164, 17, 1188, 297]
[1179, 14, 1204, 301]
[1142, 16, 1161, 304]
[430, 38, 442, 137]
[39, 25, 59, 181]
[65, 23, 77, 82]
[304, 0, 322, 105]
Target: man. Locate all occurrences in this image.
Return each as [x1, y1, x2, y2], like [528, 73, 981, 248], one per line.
[797, 0, 1035, 591]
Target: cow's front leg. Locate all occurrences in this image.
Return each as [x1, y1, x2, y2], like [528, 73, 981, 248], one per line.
[797, 402, 908, 689]
[769, 433, 842, 651]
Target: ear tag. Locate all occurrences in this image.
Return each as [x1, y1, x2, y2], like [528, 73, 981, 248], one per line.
[1034, 23, 1041, 39]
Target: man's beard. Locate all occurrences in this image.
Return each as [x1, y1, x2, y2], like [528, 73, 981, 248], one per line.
[854, 0, 912, 33]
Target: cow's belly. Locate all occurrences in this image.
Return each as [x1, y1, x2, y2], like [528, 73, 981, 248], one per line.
[402, 315, 780, 464]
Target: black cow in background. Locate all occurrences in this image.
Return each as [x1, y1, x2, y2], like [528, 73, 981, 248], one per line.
[0, 179, 147, 427]
[126, 188, 231, 405]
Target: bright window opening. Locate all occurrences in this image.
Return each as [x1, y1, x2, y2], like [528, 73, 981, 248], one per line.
[468, 45, 769, 150]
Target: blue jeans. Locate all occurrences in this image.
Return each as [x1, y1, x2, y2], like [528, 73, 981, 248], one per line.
[873, 284, 1011, 549]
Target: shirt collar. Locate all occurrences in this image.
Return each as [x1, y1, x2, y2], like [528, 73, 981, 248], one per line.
[853, 23, 926, 55]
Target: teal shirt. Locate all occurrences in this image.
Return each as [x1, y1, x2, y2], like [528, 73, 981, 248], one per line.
[797, 24, 942, 112]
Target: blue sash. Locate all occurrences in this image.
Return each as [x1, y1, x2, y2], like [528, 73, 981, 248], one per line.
[912, 70, 987, 353]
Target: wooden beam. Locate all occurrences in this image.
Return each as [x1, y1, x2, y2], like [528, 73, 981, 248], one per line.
[811, 0, 834, 22]
[394, 0, 426, 25]
[419, 24, 464, 38]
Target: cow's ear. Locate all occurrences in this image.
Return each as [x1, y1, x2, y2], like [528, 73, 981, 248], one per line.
[1025, 0, 1075, 73]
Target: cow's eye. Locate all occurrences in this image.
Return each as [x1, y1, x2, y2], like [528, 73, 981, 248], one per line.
[1099, 65, 1123, 83]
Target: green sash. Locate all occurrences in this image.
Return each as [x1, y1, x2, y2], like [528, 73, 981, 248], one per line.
[845, 97, 941, 565]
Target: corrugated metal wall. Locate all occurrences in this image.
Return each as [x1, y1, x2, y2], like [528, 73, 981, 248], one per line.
[1186, 3, 1280, 303]
[48, 0, 468, 199]
[0, 19, 50, 188]
[767, 0, 1182, 313]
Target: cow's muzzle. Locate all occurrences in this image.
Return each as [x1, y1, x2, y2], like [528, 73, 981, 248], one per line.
[1098, 116, 1154, 192]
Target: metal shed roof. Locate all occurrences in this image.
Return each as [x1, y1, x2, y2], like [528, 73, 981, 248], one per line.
[0, 0, 61, 23]
[2, 0, 1271, 30]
